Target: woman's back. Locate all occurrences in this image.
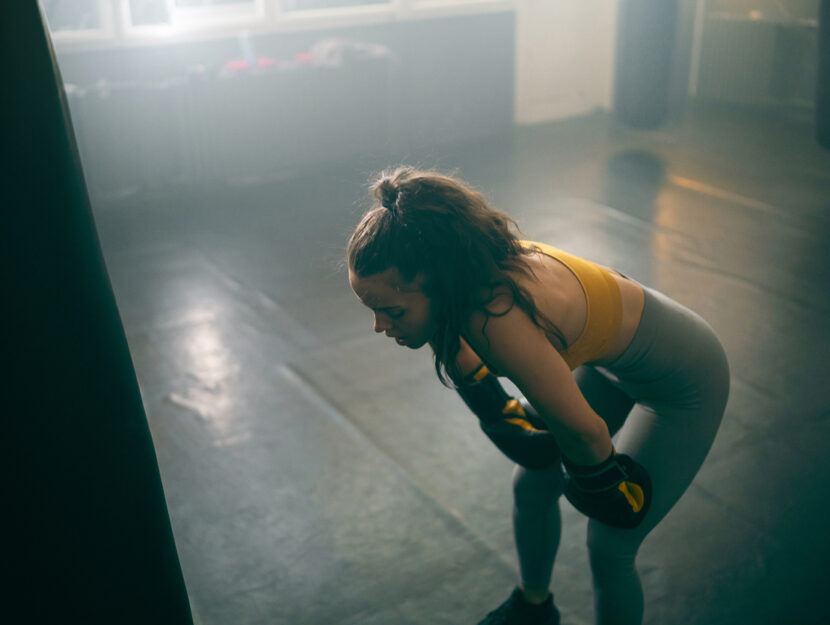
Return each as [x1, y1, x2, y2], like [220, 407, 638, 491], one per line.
[504, 243, 646, 368]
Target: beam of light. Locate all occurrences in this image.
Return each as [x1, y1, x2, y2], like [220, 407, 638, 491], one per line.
[668, 174, 780, 214]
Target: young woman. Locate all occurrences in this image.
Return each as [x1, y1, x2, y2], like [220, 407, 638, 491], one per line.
[347, 167, 730, 625]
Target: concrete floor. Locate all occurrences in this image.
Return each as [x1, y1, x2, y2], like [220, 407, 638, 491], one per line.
[93, 103, 830, 625]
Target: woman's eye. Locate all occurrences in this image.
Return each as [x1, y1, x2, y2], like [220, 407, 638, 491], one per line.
[387, 310, 405, 319]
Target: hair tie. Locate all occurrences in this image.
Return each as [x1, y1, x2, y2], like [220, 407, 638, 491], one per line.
[381, 188, 399, 213]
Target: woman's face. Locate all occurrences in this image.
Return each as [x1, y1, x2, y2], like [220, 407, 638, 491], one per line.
[348, 267, 438, 349]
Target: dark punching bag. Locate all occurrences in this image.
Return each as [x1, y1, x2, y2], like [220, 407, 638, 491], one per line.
[1, 4, 194, 624]
[818, 0, 830, 148]
[614, 0, 679, 129]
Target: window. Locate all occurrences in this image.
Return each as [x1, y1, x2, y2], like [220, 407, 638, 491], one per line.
[125, 0, 265, 31]
[44, 0, 513, 45]
[42, 0, 101, 31]
[40, 0, 114, 40]
[127, 0, 171, 26]
[282, 0, 390, 11]
[177, 0, 253, 6]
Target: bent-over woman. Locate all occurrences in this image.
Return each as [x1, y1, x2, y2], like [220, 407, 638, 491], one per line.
[346, 167, 730, 625]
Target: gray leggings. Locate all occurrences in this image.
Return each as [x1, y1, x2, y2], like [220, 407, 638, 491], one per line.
[513, 285, 730, 625]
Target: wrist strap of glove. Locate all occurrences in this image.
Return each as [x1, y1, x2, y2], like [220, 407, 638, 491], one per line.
[562, 449, 629, 493]
[457, 365, 525, 425]
[462, 363, 491, 385]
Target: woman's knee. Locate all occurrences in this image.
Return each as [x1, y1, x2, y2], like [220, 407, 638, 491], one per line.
[512, 464, 565, 509]
[586, 520, 641, 575]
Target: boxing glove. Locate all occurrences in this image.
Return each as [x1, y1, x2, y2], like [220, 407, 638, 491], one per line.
[562, 450, 652, 528]
[456, 365, 560, 469]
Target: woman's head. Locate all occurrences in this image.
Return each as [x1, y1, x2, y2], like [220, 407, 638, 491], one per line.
[347, 166, 552, 384]
[348, 266, 437, 350]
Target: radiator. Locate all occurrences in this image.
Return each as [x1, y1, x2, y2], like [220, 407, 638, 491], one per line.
[696, 16, 817, 112]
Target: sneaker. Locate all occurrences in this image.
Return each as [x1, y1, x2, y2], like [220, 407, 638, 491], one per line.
[477, 587, 560, 625]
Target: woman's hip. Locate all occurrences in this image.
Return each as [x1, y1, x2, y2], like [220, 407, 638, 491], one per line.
[601, 285, 730, 412]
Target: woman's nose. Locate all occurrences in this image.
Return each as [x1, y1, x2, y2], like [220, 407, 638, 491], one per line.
[373, 313, 392, 333]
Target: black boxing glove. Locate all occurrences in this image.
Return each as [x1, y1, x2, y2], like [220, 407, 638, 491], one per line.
[456, 365, 560, 469]
[562, 449, 652, 529]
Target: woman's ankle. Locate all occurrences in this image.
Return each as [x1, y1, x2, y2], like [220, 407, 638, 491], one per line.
[519, 585, 551, 605]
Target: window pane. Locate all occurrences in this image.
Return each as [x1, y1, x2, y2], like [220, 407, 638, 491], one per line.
[706, 0, 818, 22]
[282, 0, 390, 11]
[129, 0, 171, 26]
[175, 0, 254, 7]
[41, 0, 100, 32]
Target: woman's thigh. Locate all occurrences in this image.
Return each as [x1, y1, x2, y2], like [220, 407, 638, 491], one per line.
[574, 365, 636, 437]
[584, 285, 731, 550]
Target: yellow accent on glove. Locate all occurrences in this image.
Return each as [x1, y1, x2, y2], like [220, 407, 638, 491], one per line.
[501, 398, 525, 416]
[618, 482, 645, 513]
[505, 417, 546, 433]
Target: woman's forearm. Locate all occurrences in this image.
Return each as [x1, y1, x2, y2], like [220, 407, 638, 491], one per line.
[456, 337, 484, 378]
[556, 418, 614, 466]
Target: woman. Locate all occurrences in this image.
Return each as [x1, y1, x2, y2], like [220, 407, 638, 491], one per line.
[347, 167, 730, 625]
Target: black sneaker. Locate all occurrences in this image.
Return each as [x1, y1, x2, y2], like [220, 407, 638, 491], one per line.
[477, 587, 560, 625]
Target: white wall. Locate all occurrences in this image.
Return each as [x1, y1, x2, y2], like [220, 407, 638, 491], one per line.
[514, 0, 619, 125]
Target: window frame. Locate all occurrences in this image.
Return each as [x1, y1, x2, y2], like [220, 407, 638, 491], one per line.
[43, 0, 118, 45]
[119, 0, 267, 40]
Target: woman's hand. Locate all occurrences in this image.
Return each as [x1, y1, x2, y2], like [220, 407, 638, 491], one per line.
[562, 450, 652, 528]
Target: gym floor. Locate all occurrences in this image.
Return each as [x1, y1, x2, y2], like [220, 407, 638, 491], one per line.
[93, 103, 830, 625]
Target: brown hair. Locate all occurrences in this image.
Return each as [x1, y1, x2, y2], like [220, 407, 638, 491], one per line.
[347, 166, 565, 385]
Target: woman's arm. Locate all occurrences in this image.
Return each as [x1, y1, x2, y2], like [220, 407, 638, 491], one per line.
[463, 304, 613, 466]
[456, 337, 485, 378]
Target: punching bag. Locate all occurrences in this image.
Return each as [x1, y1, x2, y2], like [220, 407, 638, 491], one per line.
[818, 0, 830, 148]
[1, 3, 194, 624]
[614, 0, 679, 128]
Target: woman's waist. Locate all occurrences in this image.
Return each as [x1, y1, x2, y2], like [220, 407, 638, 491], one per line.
[559, 269, 641, 369]
[587, 271, 646, 366]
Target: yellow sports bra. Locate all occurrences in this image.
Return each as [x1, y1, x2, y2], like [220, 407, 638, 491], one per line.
[521, 241, 623, 370]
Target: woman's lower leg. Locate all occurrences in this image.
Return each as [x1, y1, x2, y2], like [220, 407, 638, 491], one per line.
[512, 465, 565, 599]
